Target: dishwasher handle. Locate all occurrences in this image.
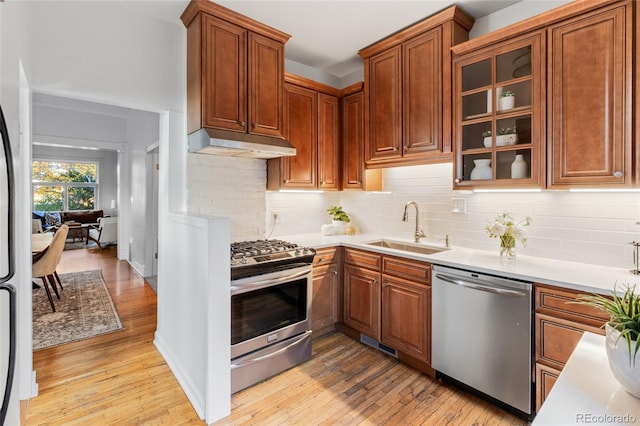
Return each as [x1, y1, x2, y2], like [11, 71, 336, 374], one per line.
[435, 273, 527, 297]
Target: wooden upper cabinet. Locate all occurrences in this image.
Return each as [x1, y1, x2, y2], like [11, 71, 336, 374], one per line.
[341, 83, 383, 191]
[452, 32, 545, 189]
[248, 33, 285, 138]
[201, 15, 247, 133]
[547, 3, 632, 187]
[368, 47, 403, 161]
[342, 88, 365, 189]
[280, 83, 317, 188]
[267, 74, 341, 190]
[182, 1, 289, 139]
[317, 93, 340, 190]
[359, 6, 474, 169]
[403, 29, 442, 156]
[451, 0, 637, 189]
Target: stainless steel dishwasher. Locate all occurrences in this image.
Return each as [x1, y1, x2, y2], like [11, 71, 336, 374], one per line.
[432, 265, 533, 416]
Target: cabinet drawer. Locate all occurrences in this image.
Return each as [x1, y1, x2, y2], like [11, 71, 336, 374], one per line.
[535, 284, 609, 327]
[535, 362, 561, 412]
[535, 313, 604, 370]
[382, 256, 430, 284]
[344, 248, 381, 270]
[314, 247, 338, 266]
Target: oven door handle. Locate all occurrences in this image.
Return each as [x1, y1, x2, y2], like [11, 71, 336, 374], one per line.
[231, 332, 311, 369]
[231, 268, 311, 294]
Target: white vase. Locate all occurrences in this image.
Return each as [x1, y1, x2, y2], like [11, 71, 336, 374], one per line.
[511, 154, 528, 179]
[500, 95, 515, 110]
[331, 220, 347, 235]
[321, 224, 335, 236]
[606, 323, 640, 399]
[496, 134, 518, 146]
[483, 136, 492, 148]
[470, 159, 492, 180]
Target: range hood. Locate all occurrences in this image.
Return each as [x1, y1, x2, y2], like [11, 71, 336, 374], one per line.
[188, 128, 296, 159]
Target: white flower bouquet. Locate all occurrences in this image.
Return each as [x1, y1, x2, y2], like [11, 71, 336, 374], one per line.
[485, 211, 531, 259]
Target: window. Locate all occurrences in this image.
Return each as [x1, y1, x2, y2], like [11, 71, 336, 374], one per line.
[32, 160, 98, 211]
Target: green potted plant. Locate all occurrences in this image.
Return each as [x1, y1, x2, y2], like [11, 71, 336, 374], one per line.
[496, 127, 518, 146]
[577, 284, 640, 398]
[500, 90, 515, 110]
[327, 206, 350, 234]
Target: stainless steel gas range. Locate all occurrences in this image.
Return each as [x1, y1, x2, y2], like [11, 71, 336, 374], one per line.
[230, 239, 316, 393]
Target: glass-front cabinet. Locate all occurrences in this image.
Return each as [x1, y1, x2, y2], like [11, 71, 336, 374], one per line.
[453, 32, 544, 188]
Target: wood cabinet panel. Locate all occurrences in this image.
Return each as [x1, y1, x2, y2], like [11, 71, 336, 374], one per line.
[382, 256, 431, 284]
[248, 33, 284, 137]
[535, 312, 604, 371]
[535, 363, 561, 412]
[368, 47, 403, 161]
[313, 247, 338, 266]
[342, 90, 365, 189]
[381, 275, 431, 362]
[280, 83, 317, 188]
[403, 28, 442, 156]
[344, 248, 382, 270]
[312, 263, 339, 332]
[548, 4, 632, 187]
[535, 284, 610, 327]
[343, 264, 381, 339]
[201, 14, 247, 133]
[317, 93, 340, 190]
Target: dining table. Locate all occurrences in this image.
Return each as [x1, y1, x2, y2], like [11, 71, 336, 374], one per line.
[32, 232, 53, 256]
[32, 233, 54, 290]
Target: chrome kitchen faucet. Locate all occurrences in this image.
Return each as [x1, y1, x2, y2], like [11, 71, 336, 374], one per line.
[402, 201, 426, 243]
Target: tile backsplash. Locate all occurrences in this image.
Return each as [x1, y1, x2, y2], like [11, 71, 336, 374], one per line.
[188, 155, 640, 270]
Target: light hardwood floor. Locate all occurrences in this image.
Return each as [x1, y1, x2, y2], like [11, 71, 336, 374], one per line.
[26, 247, 525, 425]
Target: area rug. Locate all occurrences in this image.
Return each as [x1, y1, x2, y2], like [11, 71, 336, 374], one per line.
[33, 270, 124, 350]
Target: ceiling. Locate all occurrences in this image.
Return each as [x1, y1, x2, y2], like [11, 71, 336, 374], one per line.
[118, 0, 521, 79]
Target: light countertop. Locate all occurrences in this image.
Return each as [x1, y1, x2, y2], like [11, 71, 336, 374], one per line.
[532, 332, 640, 425]
[281, 233, 640, 295]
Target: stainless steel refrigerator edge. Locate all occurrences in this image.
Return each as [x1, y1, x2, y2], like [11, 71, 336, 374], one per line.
[431, 265, 533, 415]
[0, 104, 17, 425]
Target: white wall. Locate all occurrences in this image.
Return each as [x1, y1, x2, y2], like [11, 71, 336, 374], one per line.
[32, 145, 118, 215]
[187, 155, 268, 241]
[268, 163, 640, 270]
[125, 110, 160, 275]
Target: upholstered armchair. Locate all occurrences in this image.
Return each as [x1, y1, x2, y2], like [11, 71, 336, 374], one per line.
[88, 217, 117, 250]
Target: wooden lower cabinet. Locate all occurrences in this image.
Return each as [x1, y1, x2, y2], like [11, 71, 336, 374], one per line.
[312, 247, 340, 335]
[381, 274, 431, 363]
[535, 363, 561, 412]
[342, 248, 432, 373]
[343, 264, 380, 339]
[534, 284, 609, 410]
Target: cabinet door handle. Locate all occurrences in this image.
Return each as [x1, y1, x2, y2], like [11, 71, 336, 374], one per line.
[332, 270, 338, 275]
[455, 178, 461, 183]
[614, 171, 623, 178]
[252, 122, 257, 129]
[383, 281, 389, 287]
[238, 120, 245, 126]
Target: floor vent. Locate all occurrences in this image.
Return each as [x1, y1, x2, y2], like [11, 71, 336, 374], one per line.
[360, 334, 398, 358]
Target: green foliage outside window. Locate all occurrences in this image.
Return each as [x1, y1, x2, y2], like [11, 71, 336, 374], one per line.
[32, 161, 98, 211]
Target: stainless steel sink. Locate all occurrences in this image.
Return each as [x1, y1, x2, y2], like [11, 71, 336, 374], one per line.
[365, 239, 448, 255]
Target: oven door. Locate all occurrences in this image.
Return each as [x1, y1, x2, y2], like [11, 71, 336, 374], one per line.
[231, 265, 312, 359]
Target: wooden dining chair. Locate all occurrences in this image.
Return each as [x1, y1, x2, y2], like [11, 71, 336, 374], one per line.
[32, 224, 69, 312]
